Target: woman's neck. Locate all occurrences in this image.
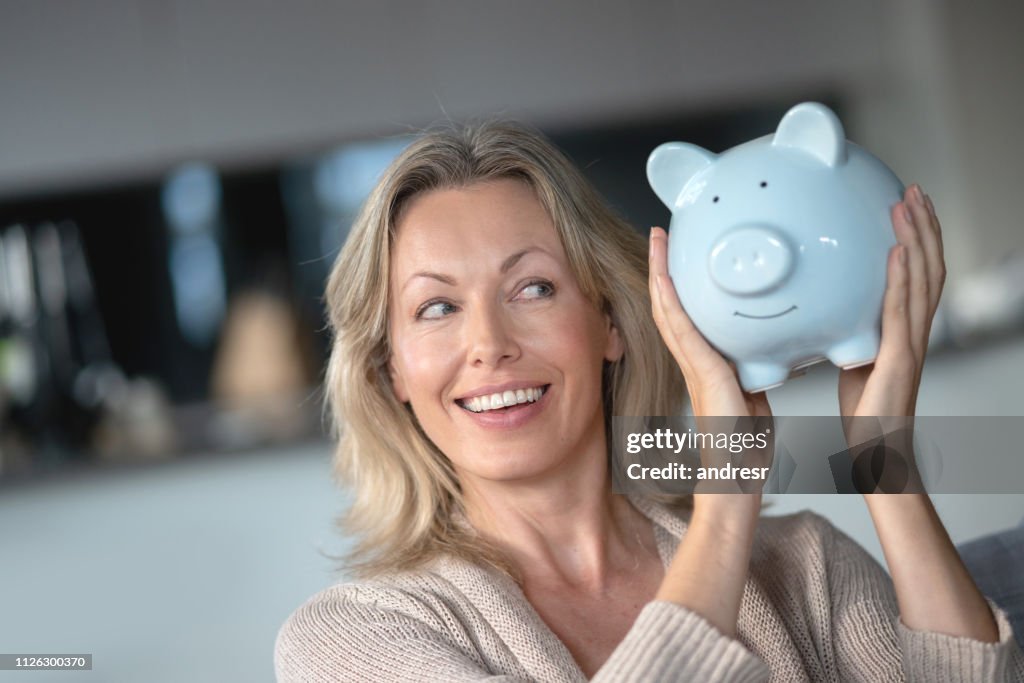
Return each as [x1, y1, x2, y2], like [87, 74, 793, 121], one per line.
[460, 455, 657, 592]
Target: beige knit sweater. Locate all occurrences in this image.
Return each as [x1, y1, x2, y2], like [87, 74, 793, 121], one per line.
[275, 495, 1024, 681]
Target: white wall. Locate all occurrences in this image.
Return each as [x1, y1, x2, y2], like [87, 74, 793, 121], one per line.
[0, 444, 348, 683]
[0, 0, 884, 196]
[843, 0, 1024, 280]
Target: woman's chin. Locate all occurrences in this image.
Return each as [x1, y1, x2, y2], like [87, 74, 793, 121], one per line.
[452, 447, 564, 485]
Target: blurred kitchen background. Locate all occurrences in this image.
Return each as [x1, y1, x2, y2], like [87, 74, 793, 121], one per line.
[1, 1, 1022, 681]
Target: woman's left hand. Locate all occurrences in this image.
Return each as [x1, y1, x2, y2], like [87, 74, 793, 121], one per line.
[838, 184, 946, 420]
[840, 188, 1002, 645]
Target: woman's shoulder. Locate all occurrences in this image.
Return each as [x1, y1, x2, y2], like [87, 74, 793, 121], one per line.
[276, 555, 520, 646]
[274, 554, 549, 682]
[645, 497, 884, 578]
[747, 508, 897, 609]
[636, 494, 846, 544]
[277, 564, 469, 638]
[756, 507, 887, 571]
[634, 495, 882, 581]
[757, 507, 840, 542]
[274, 563, 497, 681]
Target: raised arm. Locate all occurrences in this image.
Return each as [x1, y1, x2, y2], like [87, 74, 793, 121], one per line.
[837, 185, 1005, 643]
[818, 509, 1024, 682]
[647, 227, 770, 647]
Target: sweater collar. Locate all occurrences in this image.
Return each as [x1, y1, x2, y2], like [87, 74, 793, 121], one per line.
[624, 493, 692, 568]
[430, 495, 692, 680]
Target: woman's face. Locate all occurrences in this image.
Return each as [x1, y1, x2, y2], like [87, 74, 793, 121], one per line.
[388, 178, 623, 484]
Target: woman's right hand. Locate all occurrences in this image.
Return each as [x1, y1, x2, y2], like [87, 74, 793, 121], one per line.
[648, 226, 772, 422]
[648, 226, 771, 503]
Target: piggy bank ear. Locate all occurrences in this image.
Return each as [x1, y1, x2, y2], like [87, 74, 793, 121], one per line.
[647, 142, 716, 209]
[771, 102, 848, 167]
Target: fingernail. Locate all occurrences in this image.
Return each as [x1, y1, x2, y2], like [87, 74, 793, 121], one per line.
[901, 203, 913, 225]
[924, 194, 935, 217]
[913, 185, 925, 205]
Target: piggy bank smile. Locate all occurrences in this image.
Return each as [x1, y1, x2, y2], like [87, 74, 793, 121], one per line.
[734, 305, 798, 320]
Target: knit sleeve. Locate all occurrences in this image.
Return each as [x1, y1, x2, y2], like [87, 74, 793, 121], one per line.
[819, 514, 1024, 683]
[897, 598, 1024, 682]
[594, 600, 770, 682]
[275, 584, 770, 682]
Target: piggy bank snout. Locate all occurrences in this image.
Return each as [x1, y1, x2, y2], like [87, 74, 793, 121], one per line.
[708, 225, 794, 295]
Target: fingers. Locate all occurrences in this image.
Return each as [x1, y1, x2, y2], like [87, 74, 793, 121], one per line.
[648, 229, 679, 359]
[924, 192, 945, 264]
[648, 228, 730, 385]
[905, 185, 946, 311]
[891, 198, 928, 359]
[891, 185, 946, 359]
[648, 227, 698, 375]
[876, 243, 916, 382]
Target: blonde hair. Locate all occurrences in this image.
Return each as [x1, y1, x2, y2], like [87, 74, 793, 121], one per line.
[324, 121, 686, 580]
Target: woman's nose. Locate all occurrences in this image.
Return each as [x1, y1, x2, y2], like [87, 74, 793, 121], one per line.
[465, 302, 521, 368]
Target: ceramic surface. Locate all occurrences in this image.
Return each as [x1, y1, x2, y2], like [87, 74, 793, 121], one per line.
[647, 102, 903, 392]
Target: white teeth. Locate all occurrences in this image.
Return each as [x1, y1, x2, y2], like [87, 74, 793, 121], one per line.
[460, 386, 546, 413]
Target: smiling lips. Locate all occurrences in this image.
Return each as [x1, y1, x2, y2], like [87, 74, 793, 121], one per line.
[455, 383, 551, 431]
[458, 385, 548, 413]
[734, 305, 797, 319]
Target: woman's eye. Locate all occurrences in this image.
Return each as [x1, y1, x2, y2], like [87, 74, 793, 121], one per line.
[417, 300, 457, 320]
[515, 280, 555, 300]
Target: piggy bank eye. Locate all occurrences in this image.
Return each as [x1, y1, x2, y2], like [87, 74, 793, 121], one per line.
[713, 196, 720, 203]
[760, 181, 768, 188]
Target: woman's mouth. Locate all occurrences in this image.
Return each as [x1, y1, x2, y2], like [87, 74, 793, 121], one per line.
[457, 385, 549, 413]
[454, 384, 551, 430]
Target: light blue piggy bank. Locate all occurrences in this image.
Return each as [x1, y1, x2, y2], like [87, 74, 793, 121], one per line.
[647, 102, 902, 392]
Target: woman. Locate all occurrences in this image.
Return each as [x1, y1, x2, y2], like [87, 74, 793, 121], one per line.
[275, 122, 1023, 681]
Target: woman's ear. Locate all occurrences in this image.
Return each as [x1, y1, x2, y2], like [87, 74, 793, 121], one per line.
[604, 314, 625, 363]
[388, 356, 410, 403]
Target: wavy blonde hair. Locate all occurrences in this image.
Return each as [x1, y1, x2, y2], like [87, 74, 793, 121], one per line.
[324, 121, 686, 580]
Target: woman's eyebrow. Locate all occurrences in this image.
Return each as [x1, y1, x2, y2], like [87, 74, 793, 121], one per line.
[500, 247, 544, 274]
[403, 271, 456, 292]
[402, 246, 550, 292]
